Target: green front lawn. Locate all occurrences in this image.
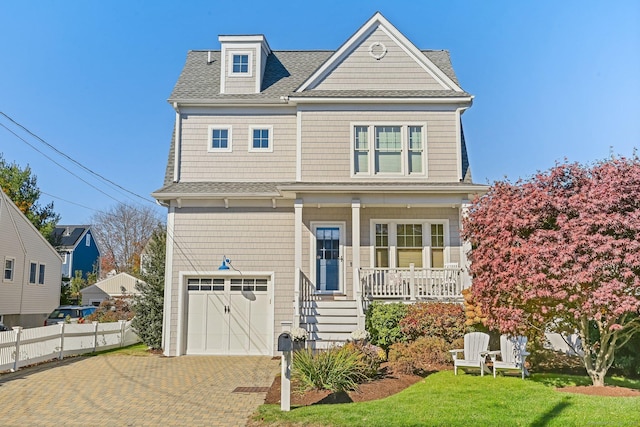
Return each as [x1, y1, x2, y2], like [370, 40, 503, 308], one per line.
[253, 371, 640, 426]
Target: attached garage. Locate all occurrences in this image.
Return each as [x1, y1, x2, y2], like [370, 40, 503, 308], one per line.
[185, 276, 272, 355]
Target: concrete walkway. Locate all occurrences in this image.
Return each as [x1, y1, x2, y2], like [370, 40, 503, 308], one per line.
[0, 354, 280, 426]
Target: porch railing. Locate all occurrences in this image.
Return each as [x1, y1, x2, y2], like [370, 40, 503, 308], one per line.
[294, 268, 320, 328]
[359, 264, 465, 302]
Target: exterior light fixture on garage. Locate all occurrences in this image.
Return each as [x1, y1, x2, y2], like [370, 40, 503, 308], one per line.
[218, 256, 231, 270]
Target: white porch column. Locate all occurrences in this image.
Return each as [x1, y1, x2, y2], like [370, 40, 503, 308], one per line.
[293, 199, 303, 327]
[352, 199, 364, 328]
[351, 199, 361, 273]
[460, 201, 472, 290]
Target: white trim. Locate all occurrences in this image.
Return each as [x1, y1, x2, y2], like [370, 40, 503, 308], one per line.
[290, 97, 473, 105]
[296, 111, 302, 181]
[172, 97, 473, 108]
[180, 105, 295, 116]
[310, 222, 346, 294]
[247, 125, 274, 152]
[295, 200, 303, 273]
[178, 270, 275, 356]
[296, 12, 463, 93]
[369, 219, 450, 268]
[207, 125, 233, 153]
[351, 122, 427, 178]
[162, 206, 175, 357]
[173, 105, 181, 182]
[296, 103, 466, 113]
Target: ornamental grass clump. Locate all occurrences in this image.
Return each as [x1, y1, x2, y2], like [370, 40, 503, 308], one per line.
[292, 346, 373, 393]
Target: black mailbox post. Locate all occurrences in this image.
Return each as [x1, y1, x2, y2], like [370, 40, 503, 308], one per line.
[278, 332, 292, 352]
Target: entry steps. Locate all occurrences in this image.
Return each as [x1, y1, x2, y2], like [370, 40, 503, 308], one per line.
[299, 299, 359, 349]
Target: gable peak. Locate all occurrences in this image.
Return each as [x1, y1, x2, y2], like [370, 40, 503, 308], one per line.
[296, 12, 463, 93]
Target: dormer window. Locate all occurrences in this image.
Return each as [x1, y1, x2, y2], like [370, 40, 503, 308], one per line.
[227, 51, 253, 77]
[232, 54, 249, 73]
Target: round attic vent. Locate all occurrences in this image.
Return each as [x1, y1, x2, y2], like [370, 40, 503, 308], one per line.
[368, 41, 387, 60]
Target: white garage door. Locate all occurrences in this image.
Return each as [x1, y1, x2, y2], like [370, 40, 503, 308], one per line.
[186, 277, 271, 355]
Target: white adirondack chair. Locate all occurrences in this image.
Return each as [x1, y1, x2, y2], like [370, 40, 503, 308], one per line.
[486, 335, 530, 379]
[449, 332, 491, 376]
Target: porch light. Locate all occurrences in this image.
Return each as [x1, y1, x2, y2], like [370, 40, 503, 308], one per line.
[218, 256, 230, 270]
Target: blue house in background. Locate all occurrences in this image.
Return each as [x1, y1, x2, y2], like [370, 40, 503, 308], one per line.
[53, 225, 101, 280]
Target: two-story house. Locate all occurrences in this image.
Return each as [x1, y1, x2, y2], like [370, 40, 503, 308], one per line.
[153, 12, 488, 357]
[1, 190, 62, 328]
[53, 225, 101, 280]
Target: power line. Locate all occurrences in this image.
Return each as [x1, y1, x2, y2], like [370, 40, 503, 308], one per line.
[0, 112, 212, 274]
[0, 111, 156, 204]
[40, 191, 103, 213]
[0, 122, 126, 205]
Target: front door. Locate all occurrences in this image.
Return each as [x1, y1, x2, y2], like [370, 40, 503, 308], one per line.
[315, 226, 342, 292]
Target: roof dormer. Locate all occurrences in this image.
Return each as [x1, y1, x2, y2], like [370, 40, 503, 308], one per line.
[219, 34, 271, 94]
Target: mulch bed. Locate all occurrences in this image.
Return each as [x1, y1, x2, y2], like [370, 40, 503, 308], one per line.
[264, 365, 424, 406]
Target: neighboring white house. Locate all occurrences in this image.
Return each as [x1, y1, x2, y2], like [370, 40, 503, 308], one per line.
[153, 12, 488, 357]
[80, 272, 142, 306]
[0, 190, 62, 328]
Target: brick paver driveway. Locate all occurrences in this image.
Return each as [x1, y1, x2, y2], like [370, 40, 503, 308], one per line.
[0, 354, 280, 426]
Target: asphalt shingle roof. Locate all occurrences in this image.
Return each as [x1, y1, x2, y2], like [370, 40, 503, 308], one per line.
[152, 181, 487, 198]
[168, 50, 467, 102]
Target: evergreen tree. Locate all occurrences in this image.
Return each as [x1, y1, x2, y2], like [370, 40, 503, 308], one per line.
[132, 225, 166, 349]
[0, 153, 60, 244]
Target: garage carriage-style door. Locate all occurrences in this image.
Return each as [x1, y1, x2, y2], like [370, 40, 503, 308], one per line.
[186, 276, 271, 355]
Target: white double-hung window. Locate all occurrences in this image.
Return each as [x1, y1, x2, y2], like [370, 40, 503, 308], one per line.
[353, 124, 426, 176]
[4, 257, 14, 282]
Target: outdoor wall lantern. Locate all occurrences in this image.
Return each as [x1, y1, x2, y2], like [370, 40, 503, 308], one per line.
[218, 256, 230, 270]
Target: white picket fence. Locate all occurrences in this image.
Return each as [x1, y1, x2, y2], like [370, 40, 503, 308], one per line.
[0, 320, 140, 372]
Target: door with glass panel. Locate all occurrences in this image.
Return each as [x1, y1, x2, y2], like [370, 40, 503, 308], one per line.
[315, 227, 342, 292]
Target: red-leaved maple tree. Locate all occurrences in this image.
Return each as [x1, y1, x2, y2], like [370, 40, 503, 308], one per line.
[462, 158, 640, 386]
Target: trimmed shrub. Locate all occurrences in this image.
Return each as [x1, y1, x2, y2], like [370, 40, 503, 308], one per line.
[399, 302, 466, 343]
[292, 346, 369, 393]
[342, 341, 383, 379]
[365, 302, 408, 355]
[388, 336, 455, 375]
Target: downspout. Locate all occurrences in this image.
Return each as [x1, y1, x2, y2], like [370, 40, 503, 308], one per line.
[173, 102, 182, 183]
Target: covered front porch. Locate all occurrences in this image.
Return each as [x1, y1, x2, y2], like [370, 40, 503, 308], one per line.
[280, 182, 485, 344]
[295, 263, 468, 334]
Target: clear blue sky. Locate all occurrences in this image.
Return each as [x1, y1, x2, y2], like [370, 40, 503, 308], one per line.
[1, 1, 639, 224]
